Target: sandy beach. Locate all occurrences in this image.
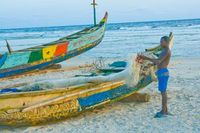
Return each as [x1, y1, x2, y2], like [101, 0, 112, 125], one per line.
[0, 0, 200, 132]
[1, 57, 199, 133]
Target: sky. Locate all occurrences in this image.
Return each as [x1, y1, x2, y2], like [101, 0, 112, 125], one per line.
[0, 0, 200, 29]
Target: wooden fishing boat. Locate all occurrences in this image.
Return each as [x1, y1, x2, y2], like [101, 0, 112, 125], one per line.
[0, 78, 153, 126]
[0, 33, 174, 126]
[0, 13, 108, 79]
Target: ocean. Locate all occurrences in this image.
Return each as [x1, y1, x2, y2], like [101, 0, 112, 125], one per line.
[0, 18, 200, 58]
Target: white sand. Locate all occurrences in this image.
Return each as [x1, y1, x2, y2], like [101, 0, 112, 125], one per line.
[1, 57, 200, 133]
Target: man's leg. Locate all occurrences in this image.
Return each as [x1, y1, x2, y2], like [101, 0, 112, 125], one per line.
[154, 92, 169, 118]
[155, 69, 169, 117]
[161, 92, 168, 114]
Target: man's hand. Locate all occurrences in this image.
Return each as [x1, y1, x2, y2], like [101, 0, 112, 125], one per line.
[137, 54, 158, 65]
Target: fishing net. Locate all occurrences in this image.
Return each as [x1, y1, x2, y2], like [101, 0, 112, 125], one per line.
[18, 53, 157, 91]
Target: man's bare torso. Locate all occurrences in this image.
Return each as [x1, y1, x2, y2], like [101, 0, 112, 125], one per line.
[158, 48, 171, 69]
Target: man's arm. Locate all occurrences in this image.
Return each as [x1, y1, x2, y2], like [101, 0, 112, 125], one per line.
[139, 49, 170, 65]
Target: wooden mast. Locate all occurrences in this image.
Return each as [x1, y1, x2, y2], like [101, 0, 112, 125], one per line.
[91, 0, 97, 26]
[5, 40, 12, 54]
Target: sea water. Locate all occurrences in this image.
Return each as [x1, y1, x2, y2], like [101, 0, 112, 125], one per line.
[0, 19, 200, 59]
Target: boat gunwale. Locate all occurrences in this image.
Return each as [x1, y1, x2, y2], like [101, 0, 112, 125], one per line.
[0, 81, 123, 99]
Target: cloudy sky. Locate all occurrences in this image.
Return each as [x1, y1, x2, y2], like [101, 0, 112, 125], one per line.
[0, 0, 200, 29]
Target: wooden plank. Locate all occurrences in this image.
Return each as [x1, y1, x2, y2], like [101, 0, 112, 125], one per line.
[0, 64, 92, 82]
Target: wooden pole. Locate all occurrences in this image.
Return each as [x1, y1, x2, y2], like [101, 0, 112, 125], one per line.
[5, 40, 12, 54]
[91, 0, 97, 26]
[120, 93, 151, 102]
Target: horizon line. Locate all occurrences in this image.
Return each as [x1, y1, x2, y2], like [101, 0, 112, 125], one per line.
[0, 17, 200, 31]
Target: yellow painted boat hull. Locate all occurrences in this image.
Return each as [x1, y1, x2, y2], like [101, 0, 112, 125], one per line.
[0, 74, 153, 126]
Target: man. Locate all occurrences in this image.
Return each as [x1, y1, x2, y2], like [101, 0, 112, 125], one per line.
[139, 36, 171, 118]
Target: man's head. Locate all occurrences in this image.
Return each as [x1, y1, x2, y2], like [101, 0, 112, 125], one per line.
[160, 36, 170, 48]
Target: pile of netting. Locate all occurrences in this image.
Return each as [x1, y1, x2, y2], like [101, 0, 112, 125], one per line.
[16, 53, 157, 92]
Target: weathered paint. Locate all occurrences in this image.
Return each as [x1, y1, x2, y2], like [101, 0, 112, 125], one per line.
[42, 45, 57, 61]
[68, 27, 104, 51]
[0, 52, 31, 69]
[54, 42, 69, 56]
[78, 75, 152, 109]
[0, 61, 51, 78]
[0, 53, 7, 68]
[0, 99, 80, 126]
[28, 50, 43, 63]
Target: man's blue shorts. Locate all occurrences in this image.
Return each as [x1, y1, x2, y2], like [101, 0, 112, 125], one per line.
[156, 68, 169, 93]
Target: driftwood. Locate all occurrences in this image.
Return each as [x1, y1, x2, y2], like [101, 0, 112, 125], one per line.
[120, 93, 150, 103]
[42, 64, 62, 70]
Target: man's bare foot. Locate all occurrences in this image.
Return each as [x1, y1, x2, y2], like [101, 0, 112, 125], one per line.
[154, 111, 167, 118]
[154, 111, 173, 118]
[161, 110, 168, 115]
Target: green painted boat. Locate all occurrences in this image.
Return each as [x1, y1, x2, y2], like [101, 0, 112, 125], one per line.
[0, 12, 108, 79]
